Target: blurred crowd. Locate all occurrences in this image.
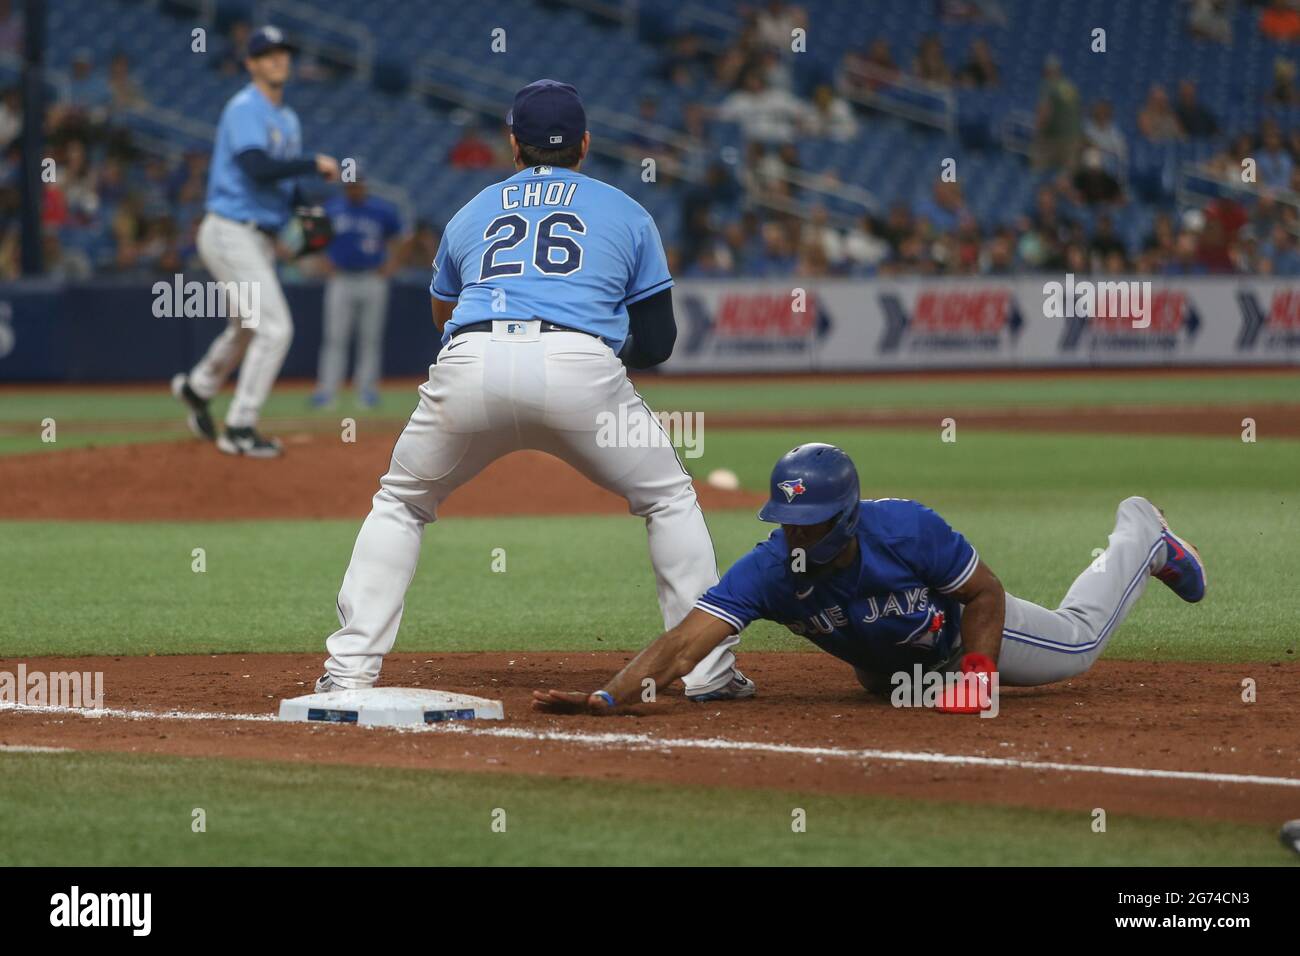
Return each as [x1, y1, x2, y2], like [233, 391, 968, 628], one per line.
[664, 0, 1300, 278]
[0, 20, 436, 281]
[4, 1, 1300, 280]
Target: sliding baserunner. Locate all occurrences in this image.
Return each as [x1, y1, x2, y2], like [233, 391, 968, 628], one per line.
[534, 443, 1206, 716]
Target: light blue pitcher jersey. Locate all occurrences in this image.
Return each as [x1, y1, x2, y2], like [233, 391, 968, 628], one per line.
[206, 83, 303, 228]
[429, 165, 673, 350]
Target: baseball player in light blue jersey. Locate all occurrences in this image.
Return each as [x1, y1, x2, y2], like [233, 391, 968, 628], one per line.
[312, 173, 404, 408]
[315, 80, 748, 701]
[171, 25, 339, 458]
[534, 443, 1208, 716]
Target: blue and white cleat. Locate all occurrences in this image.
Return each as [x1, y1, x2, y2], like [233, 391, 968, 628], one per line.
[687, 670, 757, 703]
[1153, 516, 1207, 603]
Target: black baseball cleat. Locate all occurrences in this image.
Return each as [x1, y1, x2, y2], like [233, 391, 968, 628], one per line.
[216, 426, 283, 458]
[170, 373, 216, 441]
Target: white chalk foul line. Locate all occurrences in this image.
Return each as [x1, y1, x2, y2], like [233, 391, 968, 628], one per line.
[3, 700, 1298, 790]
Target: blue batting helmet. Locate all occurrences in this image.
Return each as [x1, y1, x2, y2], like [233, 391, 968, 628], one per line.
[758, 443, 861, 565]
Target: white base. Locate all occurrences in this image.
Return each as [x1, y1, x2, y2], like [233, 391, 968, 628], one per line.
[277, 687, 504, 727]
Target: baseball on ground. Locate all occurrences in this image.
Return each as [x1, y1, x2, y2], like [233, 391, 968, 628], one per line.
[706, 468, 740, 491]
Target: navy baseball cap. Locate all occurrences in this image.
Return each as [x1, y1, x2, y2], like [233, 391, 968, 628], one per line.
[507, 79, 587, 149]
[248, 25, 296, 58]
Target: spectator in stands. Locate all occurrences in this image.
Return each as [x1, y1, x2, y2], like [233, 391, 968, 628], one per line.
[979, 228, 1017, 274]
[0, 0, 20, 57]
[1088, 212, 1128, 269]
[840, 214, 890, 272]
[1082, 99, 1128, 171]
[802, 85, 858, 141]
[956, 37, 1000, 88]
[913, 34, 953, 85]
[1187, 0, 1233, 44]
[1260, 0, 1300, 42]
[1073, 147, 1123, 205]
[0, 87, 20, 149]
[1204, 132, 1256, 186]
[1032, 56, 1082, 171]
[1017, 183, 1072, 268]
[1174, 80, 1217, 138]
[215, 21, 252, 76]
[744, 141, 799, 203]
[660, 33, 712, 90]
[67, 50, 111, 113]
[714, 68, 803, 144]
[756, 1, 807, 52]
[1261, 222, 1300, 274]
[391, 220, 440, 277]
[1256, 120, 1294, 188]
[680, 163, 735, 269]
[914, 179, 969, 235]
[1164, 229, 1208, 275]
[43, 231, 92, 281]
[448, 125, 500, 169]
[940, 0, 1009, 25]
[1268, 58, 1300, 106]
[843, 38, 900, 95]
[1137, 85, 1185, 143]
[59, 139, 99, 222]
[875, 201, 916, 254]
[107, 52, 146, 113]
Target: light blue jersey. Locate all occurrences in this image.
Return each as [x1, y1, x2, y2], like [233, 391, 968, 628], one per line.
[206, 83, 303, 228]
[430, 165, 673, 350]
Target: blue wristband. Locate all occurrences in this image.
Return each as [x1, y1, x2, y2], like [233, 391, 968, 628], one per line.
[592, 690, 615, 709]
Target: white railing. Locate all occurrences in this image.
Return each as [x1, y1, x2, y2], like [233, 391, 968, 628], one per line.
[413, 53, 875, 226]
[1177, 161, 1300, 234]
[838, 62, 956, 136]
[257, 0, 376, 83]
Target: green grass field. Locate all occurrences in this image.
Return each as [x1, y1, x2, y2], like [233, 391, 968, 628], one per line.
[0, 750, 1288, 866]
[3, 373, 1298, 865]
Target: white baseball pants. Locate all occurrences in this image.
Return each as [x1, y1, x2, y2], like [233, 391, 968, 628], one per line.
[189, 213, 294, 428]
[316, 271, 390, 398]
[996, 496, 1168, 685]
[322, 321, 736, 694]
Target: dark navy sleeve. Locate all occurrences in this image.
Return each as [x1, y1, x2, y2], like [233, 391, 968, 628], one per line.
[694, 547, 773, 634]
[911, 504, 979, 595]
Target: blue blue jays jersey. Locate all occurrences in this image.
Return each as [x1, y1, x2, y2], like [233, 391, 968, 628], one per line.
[429, 165, 672, 351]
[206, 84, 303, 228]
[325, 195, 403, 270]
[695, 499, 979, 675]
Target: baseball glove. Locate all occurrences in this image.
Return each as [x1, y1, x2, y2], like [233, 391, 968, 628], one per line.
[285, 206, 333, 257]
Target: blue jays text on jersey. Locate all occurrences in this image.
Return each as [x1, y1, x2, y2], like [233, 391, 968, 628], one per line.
[429, 165, 673, 352]
[325, 195, 402, 271]
[206, 83, 303, 228]
[694, 498, 981, 675]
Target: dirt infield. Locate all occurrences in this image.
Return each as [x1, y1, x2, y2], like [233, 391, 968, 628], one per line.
[0, 439, 766, 521]
[2, 652, 1296, 824]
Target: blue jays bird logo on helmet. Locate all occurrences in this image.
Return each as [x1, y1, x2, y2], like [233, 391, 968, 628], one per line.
[759, 444, 861, 567]
[778, 478, 806, 502]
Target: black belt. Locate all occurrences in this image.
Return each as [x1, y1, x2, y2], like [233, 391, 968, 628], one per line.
[452, 320, 596, 338]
